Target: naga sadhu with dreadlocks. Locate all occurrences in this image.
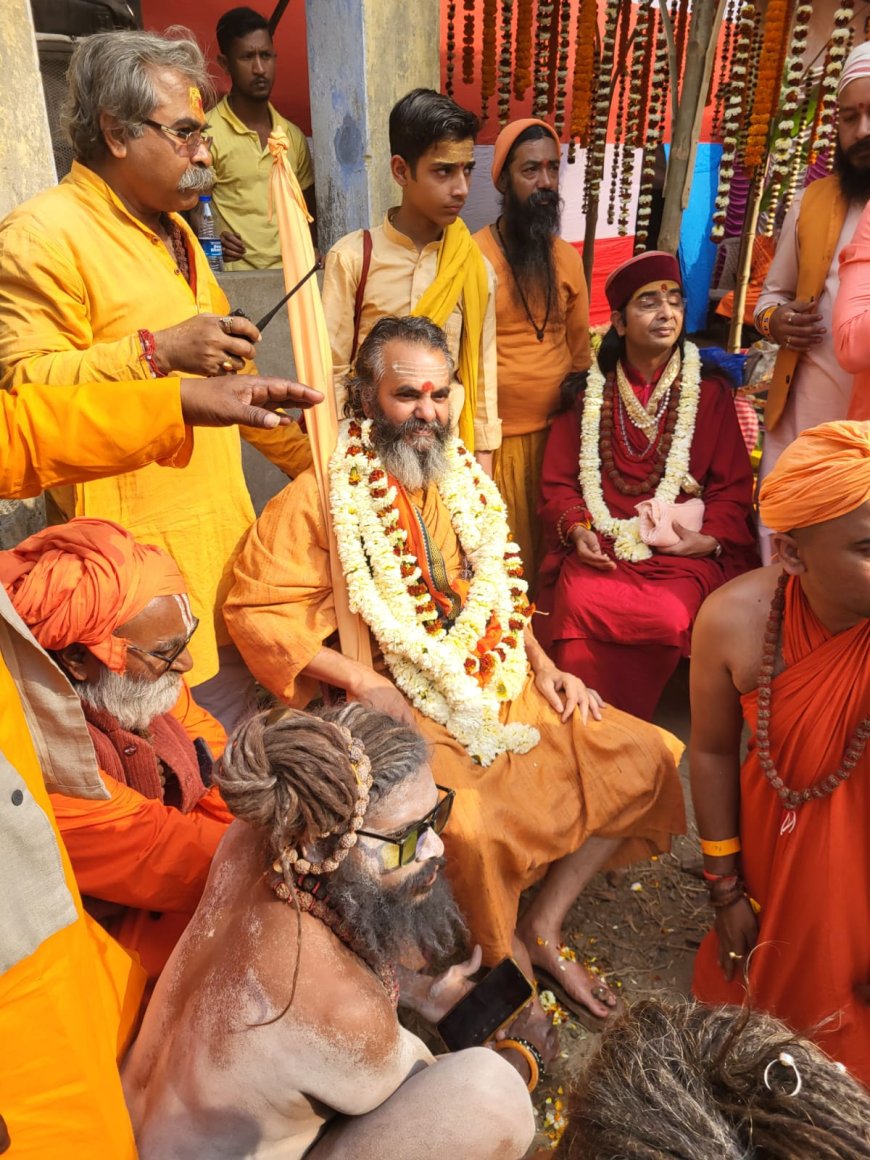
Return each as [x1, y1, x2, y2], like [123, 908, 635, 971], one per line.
[123, 703, 543, 1159]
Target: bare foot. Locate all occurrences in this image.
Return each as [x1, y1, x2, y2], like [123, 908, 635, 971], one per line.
[519, 925, 618, 1021]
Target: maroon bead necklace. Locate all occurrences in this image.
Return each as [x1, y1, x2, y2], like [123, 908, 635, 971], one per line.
[600, 373, 682, 497]
[757, 572, 870, 834]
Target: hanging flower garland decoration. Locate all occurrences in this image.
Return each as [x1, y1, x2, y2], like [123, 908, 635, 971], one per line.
[607, 4, 633, 227]
[553, 0, 574, 138]
[810, 5, 855, 166]
[533, 0, 556, 118]
[619, 0, 652, 235]
[497, 0, 514, 125]
[585, 0, 620, 213]
[569, 0, 599, 155]
[711, 2, 754, 242]
[579, 343, 703, 562]
[635, 11, 669, 251]
[769, 2, 812, 184]
[514, 0, 535, 100]
[742, 0, 793, 173]
[480, 0, 498, 121]
[462, 0, 476, 89]
[713, 0, 739, 138]
[446, 0, 458, 97]
[329, 421, 539, 767]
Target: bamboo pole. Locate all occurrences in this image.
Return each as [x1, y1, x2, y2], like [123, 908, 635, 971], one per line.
[658, 0, 729, 254]
[727, 170, 764, 353]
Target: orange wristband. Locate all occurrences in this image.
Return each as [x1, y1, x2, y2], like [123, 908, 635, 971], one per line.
[492, 1038, 540, 1092]
[700, 836, 741, 857]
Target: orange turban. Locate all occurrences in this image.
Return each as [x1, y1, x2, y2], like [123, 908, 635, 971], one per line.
[758, 420, 870, 532]
[491, 118, 560, 184]
[0, 518, 186, 672]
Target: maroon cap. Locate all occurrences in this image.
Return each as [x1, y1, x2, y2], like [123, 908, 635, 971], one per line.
[605, 251, 682, 311]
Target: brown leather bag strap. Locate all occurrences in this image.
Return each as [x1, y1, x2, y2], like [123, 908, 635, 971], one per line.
[350, 229, 373, 365]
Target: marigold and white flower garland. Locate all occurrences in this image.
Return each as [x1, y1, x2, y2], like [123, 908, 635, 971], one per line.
[329, 419, 540, 766]
[578, 342, 702, 562]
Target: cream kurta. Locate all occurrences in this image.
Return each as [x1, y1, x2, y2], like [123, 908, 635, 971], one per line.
[321, 213, 502, 451]
[0, 162, 310, 680]
[755, 190, 863, 487]
[224, 468, 686, 962]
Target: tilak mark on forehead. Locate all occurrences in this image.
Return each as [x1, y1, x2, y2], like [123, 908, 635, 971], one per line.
[189, 87, 204, 120]
[430, 140, 475, 167]
[391, 362, 451, 392]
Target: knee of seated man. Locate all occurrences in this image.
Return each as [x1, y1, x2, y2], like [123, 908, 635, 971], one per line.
[444, 1047, 536, 1154]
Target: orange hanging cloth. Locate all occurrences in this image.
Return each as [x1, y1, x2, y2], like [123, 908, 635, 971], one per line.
[267, 130, 371, 666]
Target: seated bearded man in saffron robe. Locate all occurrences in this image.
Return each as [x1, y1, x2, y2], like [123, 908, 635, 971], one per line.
[0, 518, 232, 983]
[691, 420, 870, 1085]
[537, 251, 759, 721]
[224, 315, 686, 1026]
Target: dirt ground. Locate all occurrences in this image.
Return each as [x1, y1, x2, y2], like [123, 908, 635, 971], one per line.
[524, 661, 708, 1153]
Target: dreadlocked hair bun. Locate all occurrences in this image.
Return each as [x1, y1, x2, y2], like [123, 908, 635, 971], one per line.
[557, 997, 870, 1160]
[214, 708, 359, 861]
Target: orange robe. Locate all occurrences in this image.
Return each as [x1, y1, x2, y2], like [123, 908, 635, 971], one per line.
[224, 471, 686, 962]
[51, 681, 230, 981]
[473, 227, 591, 586]
[693, 577, 870, 1083]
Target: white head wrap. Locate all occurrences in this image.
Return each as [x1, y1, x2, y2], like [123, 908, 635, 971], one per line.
[838, 41, 870, 97]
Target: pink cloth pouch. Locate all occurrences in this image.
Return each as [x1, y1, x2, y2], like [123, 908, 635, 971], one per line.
[636, 496, 705, 548]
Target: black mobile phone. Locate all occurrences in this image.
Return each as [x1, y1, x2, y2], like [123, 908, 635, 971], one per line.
[436, 957, 534, 1052]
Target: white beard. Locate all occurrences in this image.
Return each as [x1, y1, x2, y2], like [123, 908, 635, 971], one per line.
[79, 667, 182, 732]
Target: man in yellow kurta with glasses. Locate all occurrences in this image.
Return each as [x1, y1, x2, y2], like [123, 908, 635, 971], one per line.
[321, 88, 501, 475]
[0, 29, 311, 729]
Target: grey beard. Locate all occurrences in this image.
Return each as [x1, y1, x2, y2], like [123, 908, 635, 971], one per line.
[78, 666, 182, 732]
[371, 412, 451, 491]
[178, 165, 215, 194]
[324, 855, 468, 972]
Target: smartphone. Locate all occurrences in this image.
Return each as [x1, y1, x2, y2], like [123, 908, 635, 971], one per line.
[436, 957, 534, 1051]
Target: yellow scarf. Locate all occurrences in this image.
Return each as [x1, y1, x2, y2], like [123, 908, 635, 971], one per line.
[411, 218, 488, 451]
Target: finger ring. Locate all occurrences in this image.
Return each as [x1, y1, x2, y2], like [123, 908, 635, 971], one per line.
[785, 337, 791, 348]
[728, 951, 744, 960]
[219, 316, 234, 335]
[220, 359, 235, 372]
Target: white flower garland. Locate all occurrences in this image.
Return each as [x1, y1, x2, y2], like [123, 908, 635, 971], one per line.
[578, 341, 702, 562]
[328, 419, 540, 766]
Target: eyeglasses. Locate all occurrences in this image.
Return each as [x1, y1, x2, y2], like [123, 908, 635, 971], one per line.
[126, 617, 200, 674]
[142, 119, 213, 155]
[357, 785, 455, 870]
[631, 291, 687, 314]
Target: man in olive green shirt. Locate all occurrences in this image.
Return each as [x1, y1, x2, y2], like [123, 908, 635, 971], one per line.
[210, 6, 315, 268]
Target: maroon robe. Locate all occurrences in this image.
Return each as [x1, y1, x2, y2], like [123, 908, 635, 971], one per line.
[536, 365, 759, 718]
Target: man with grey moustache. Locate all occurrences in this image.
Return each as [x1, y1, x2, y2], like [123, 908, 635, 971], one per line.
[0, 29, 311, 730]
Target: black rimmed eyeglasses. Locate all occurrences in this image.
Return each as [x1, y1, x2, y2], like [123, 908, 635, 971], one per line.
[126, 617, 200, 674]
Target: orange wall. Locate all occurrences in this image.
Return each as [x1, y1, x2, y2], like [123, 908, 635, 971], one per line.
[140, 0, 312, 132]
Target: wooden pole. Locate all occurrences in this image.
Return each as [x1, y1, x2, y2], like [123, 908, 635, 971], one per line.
[657, 0, 729, 254]
[727, 170, 764, 353]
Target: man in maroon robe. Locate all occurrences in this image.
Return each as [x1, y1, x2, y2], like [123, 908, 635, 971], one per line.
[536, 252, 758, 719]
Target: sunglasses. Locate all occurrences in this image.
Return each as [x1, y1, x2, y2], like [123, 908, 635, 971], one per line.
[357, 785, 455, 870]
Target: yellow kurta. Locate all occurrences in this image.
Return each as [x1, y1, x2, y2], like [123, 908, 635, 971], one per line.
[0, 162, 310, 681]
[1, 377, 191, 498]
[0, 391, 207, 1153]
[474, 228, 592, 585]
[321, 213, 503, 451]
[224, 470, 686, 962]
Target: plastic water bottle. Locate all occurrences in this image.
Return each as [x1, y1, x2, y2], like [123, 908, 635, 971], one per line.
[195, 195, 224, 273]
